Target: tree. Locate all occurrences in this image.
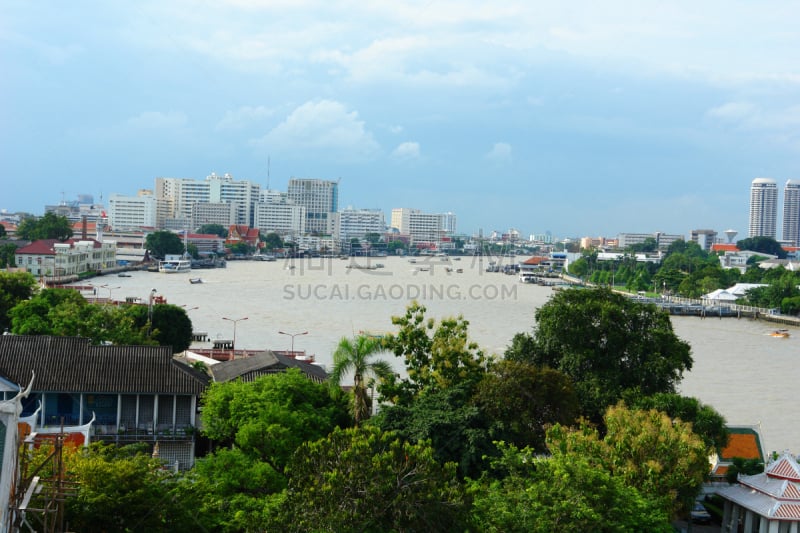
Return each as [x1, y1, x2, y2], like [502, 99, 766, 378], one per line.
[473, 360, 579, 452]
[65, 442, 196, 533]
[201, 369, 349, 473]
[624, 392, 729, 455]
[546, 403, 709, 517]
[197, 223, 228, 238]
[125, 303, 193, 352]
[261, 232, 283, 250]
[330, 335, 393, 425]
[508, 287, 693, 423]
[280, 425, 467, 532]
[468, 443, 672, 532]
[0, 224, 5, 238]
[736, 236, 787, 259]
[381, 301, 492, 405]
[145, 230, 185, 259]
[0, 271, 38, 331]
[0, 243, 18, 269]
[16, 212, 73, 241]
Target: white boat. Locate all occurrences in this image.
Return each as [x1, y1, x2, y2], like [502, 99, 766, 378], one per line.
[158, 258, 192, 273]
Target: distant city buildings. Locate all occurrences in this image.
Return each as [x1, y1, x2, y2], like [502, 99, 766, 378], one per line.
[335, 208, 386, 241]
[749, 177, 778, 239]
[690, 229, 718, 252]
[782, 179, 800, 246]
[287, 178, 339, 235]
[390, 208, 456, 248]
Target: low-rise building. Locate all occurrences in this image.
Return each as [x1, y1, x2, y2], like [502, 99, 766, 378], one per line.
[14, 239, 117, 281]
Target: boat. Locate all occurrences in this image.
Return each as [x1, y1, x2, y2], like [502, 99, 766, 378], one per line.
[189, 278, 203, 284]
[158, 258, 192, 273]
[770, 329, 791, 338]
[118, 273, 132, 278]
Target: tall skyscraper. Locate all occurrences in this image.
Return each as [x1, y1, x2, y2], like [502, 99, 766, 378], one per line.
[749, 177, 777, 239]
[782, 179, 800, 246]
[287, 178, 339, 234]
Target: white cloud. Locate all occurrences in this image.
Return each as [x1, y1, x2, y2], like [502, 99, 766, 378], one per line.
[216, 106, 274, 130]
[253, 100, 380, 160]
[392, 141, 421, 160]
[486, 142, 512, 163]
[706, 101, 800, 132]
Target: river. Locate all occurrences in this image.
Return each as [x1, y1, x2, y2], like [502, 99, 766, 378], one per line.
[92, 255, 799, 455]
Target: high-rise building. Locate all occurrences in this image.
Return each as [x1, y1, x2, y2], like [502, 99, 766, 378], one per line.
[782, 179, 800, 246]
[108, 191, 159, 230]
[335, 208, 386, 240]
[287, 178, 339, 234]
[390, 208, 455, 246]
[749, 178, 778, 239]
[690, 229, 718, 252]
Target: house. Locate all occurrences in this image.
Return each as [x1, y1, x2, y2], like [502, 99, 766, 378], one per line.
[14, 238, 117, 282]
[0, 335, 209, 470]
[718, 452, 800, 532]
[207, 350, 329, 384]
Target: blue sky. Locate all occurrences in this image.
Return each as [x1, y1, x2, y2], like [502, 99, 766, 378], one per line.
[2, 1, 799, 239]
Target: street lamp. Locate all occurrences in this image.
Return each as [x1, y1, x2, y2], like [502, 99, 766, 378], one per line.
[223, 316, 248, 351]
[148, 288, 157, 335]
[278, 330, 308, 355]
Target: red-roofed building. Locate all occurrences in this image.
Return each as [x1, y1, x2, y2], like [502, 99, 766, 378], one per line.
[711, 243, 739, 253]
[719, 452, 800, 530]
[226, 225, 261, 250]
[14, 238, 117, 281]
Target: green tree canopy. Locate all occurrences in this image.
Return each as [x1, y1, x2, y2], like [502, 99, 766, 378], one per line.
[145, 230, 185, 259]
[0, 243, 18, 269]
[197, 223, 228, 238]
[473, 360, 579, 453]
[16, 212, 74, 241]
[507, 287, 693, 423]
[469, 442, 672, 532]
[261, 232, 283, 250]
[0, 271, 38, 331]
[281, 425, 467, 533]
[547, 403, 709, 517]
[737, 236, 787, 259]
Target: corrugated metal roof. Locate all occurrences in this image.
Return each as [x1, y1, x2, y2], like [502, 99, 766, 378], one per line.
[0, 335, 208, 395]
[209, 351, 328, 383]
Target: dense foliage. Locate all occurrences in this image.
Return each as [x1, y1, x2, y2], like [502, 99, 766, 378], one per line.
[0, 271, 38, 331]
[16, 212, 73, 241]
[145, 230, 185, 259]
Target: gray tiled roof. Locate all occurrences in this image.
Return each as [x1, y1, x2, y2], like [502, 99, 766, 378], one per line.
[0, 335, 209, 395]
[210, 350, 329, 383]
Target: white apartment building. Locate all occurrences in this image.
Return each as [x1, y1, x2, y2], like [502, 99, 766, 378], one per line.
[690, 229, 718, 252]
[390, 208, 455, 247]
[191, 202, 238, 229]
[749, 177, 778, 239]
[108, 192, 158, 230]
[782, 179, 800, 246]
[254, 200, 307, 236]
[335, 208, 386, 240]
[617, 232, 684, 249]
[155, 173, 261, 229]
[287, 178, 339, 235]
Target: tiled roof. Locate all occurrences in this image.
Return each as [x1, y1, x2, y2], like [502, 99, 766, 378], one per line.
[720, 429, 764, 462]
[768, 455, 800, 482]
[0, 335, 208, 395]
[210, 351, 328, 383]
[15, 238, 104, 255]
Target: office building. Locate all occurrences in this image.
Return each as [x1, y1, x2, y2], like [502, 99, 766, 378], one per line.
[690, 229, 718, 252]
[390, 208, 455, 246]
[108, 192, 158, 230]
[287, 178, 339, 235]
[749, 177, 778, 239]
[782, 179, 800, 246]
[335, 208, 386, 240]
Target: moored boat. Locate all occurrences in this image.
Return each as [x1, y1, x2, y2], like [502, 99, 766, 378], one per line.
[770, 329, 791, 338]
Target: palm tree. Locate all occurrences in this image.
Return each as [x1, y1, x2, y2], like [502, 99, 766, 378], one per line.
[330, 335, 393, 425]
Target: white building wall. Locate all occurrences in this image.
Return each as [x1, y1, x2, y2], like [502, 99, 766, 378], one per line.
[750, 177, 778, 239]
[108, 193, 157, 230]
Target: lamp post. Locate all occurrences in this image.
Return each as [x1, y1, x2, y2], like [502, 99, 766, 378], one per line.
[148, 288, 157, 335]
[101, 285, 120, 305]
[223, 316, 248, 351]
[278, 330, 308, 355]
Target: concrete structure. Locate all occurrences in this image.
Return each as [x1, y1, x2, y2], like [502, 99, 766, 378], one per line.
[287, 178, 339, 235]
[617, 232, 684, 250]
[749, 177, 778, 239]
[254, 194, 306, 236]
[15, 239, 117, 281]
[783, 179, 800, 246]
[191, 202, 237, 229]
[156, 173, 261, 229]
[335, 208, 386, 240]
[690, 229, 719, 252]
[108, 191, 158, 230]
[390, 208, 455, 247]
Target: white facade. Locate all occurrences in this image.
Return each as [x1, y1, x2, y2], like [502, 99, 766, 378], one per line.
[617, 232, 684, 249]
[287, 178, 339, 234]
[155, 173, 261, 229]
[191, 202, 238, 228]
[690, 229, 718, 252]
[108, 192, 158, 230]
[390, 208, 455, 246]
[749, 177, 778, 239]
[336, 208, 386, 240]
[254, 201, 306, 236]
[782, 179, 800, 246]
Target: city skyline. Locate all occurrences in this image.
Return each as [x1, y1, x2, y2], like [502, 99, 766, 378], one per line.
[3, 2, 799, 237]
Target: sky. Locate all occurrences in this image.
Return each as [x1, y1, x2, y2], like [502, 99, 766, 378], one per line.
[2, 1, 799, 240]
